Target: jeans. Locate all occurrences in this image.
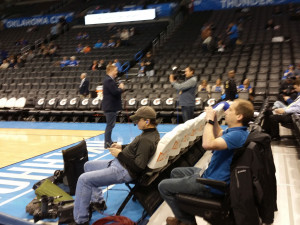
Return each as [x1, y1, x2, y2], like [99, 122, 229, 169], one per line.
[104, 112, 117, 148]
[181, 106, 194, 122]
[158, 167, 213, 224]
[73, 159, 133, 224]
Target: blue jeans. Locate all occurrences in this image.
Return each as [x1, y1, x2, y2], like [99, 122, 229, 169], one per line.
[104, 112, 117, 148]
[73, 159, 133, 224]
[158, 167, 213, 224]
[181, 106, 194, 122]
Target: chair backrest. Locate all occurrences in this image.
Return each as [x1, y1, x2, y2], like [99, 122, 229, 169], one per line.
[45, 98, 58, 110]
[78, 98, 91, 110]
[15, 97, 26, 108]
[67, 97, 80, 110]
[5, 97, 17, 108]
[35, 98, 46, 109]
[0, 97, 7, 108]
[56, 98, 68, 110]
[90, 98, 102, 110]
[138, 98, 150, 107]
[123, 97, 137, 111]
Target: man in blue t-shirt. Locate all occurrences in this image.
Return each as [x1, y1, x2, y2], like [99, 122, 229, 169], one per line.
[158, 99, 254, 225]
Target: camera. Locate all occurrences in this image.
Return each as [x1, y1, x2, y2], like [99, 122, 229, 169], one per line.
[33, 195, 59, 222]
[172, 66, 185, 80]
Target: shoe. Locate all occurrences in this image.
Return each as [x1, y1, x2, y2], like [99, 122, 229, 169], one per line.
[90, 201, 107, 213]
[166, 217, 195, 225]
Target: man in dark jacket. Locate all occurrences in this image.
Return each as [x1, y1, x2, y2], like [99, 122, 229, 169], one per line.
[224, 70, 237, 101]
[79, 73, 90, 98]
[72, 106, 160, 225]
[102, 65, 124, 148]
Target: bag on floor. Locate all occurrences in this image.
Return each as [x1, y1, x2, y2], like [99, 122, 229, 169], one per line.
[92, 216, 137, 225]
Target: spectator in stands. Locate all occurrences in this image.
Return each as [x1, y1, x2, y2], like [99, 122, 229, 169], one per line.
[238, 78, 254, 101]
[76, 32, 83, 40]
[113, 59, 122, 72]
[82, 45, 91, 54]
[72, 106, 160, 225]
[224, 70, 237, 101]
[69, 56, 78, 66]
[198, 79, 211, 93]
[98, 59, 106, 70]
[276, 76, 297, 108]
[48, 42, 59, 61]
[217, 39, 226, 53]
[0, 59, 9, 69]
[120, 28, 130, 46]
[82, 32, 89, 40]
[102, 65, 124, 148]
[282, 65, 295, 80]
[79, 73, 90, 98]
[107, 39, 116, 48]
[265, 19, 275, 30]
[144, 52, 155, 77]
[263, 79, 300, 140]
[59, 56, 70, 68]
[211, 78, 224, 93]
[76, 44, 83, 53]
[14, 58, 24, 69]
[115, 39, 121, 48]
[50, 24, 59, 40]
[25, 50, 35, 61]
[159, 99, 254, 225]
[8, 58, 16, 68]
[15, 38, 28, 46]
[130, 27, 135, 37]
[170, 66, 197, 122]
[89, 60, 99, 71]
[137, 61, 145, 77]
[201, 23, 212, 51]
[93, 39, 103, 49]
[226, 22, 239, 49]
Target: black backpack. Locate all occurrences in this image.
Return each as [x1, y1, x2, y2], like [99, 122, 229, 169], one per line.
[230, 129, 277, 225]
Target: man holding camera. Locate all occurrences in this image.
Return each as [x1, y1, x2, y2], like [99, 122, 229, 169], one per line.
[169, 66, 197, 122]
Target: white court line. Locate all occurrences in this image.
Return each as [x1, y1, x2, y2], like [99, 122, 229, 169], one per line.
[0, 189, 33, 206]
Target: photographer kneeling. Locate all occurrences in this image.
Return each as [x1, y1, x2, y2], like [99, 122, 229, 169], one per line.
[170, 66, 197, 122]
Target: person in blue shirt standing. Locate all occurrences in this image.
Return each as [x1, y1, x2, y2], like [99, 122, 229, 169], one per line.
[102, 65, 124, 148]
[158, 99, 254, 225]
[170, 66, 197, 122]
[227, 22, 239, 49]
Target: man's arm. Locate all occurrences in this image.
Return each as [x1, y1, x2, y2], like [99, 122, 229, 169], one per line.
[202, 107, 227, 150]
[170, 76, 197, 91]
[106, 79, 123, 96]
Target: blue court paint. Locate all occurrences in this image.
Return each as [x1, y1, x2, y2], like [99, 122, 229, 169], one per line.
[0, 122, 176, 224]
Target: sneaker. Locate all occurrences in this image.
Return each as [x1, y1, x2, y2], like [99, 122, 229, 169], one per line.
[90, 201, 107, 213]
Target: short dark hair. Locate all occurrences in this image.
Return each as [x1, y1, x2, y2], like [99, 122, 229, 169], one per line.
[294, 78, 300, 86]
[187, 66, 195, 74]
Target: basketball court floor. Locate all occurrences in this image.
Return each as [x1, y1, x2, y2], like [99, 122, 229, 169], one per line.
[0, 122, 299, 225]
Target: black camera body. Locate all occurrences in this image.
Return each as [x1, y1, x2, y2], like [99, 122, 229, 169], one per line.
[33, 195, 58, 222]
[172, 66, 185, 80]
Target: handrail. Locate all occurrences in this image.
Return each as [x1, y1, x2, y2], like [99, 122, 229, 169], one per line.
[135, 51, 144, 62]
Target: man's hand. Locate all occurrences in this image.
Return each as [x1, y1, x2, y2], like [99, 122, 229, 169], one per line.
[119, 83, 124, 89]
[169, 74, 175, 83]
[274, 108, 285, 114]
[204, 106, 216, 121]
[111, 143, 122, 149]
[108, 148, 121, 157]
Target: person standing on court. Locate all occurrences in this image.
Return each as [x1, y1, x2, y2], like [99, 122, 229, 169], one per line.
[169, 66, 197, 122]
[102, 65, 124, 148]
[79, 73, 90, 98]
[224, 70, 237, 101]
